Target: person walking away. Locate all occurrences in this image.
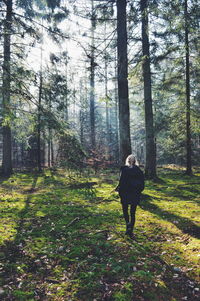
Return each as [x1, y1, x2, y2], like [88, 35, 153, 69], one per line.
[116, 154, 144, 238]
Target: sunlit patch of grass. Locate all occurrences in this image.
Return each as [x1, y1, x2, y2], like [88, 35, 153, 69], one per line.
[0, 219, 18, 244]
[0, 167, 200, 300]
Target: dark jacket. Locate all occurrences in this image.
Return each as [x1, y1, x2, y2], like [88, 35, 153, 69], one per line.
[117, 165, 144, 205]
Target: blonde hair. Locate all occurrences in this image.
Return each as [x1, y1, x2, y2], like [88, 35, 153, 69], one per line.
[125, 154, 138, 167]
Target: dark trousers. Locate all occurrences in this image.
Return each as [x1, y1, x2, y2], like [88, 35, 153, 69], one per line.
[121, 203, 138, 230]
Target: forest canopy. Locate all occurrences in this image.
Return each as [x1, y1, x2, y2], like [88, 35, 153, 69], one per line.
[0, 0, 199, 176]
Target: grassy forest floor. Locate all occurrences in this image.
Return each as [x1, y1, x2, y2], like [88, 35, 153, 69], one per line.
[0, 166, 200, 301]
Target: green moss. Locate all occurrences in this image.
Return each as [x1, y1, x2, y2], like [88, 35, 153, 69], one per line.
[13, 290, 35, 300]
[0, 167, 199, 300]
[113, 283, 133, 301]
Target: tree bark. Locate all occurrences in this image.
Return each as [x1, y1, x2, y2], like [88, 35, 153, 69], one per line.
[48, 94, 52, 168]
[141, 0, 157, 179]
[51, 138, 54, 166]
[185, 0, 192, 175]
[90, 0, 96, 149]
[48, 127, 51, 167]
[2, 0, 13, 176]
[114, 50, 120, 163]
[37, 71, 42, 172]
[104, 23, 110, 159]
[116, 0, 132, 165]
[79, 79, 84, 145]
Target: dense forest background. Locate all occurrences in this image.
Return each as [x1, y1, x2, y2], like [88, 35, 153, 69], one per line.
[0, 1, 200, 300]
[0, 0, 200, 177]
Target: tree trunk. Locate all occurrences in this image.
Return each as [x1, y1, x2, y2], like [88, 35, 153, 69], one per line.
[116, 0, 132, 165]
[37, 71, 42, 172]
[21, 143, 24, 168]
[114, 51, 120, 163]
[141, 0, 156, 179]
[185, 0, 192, 175]
[48, 127, 51, 167]
[48, 96, 51, 168]
[90, 0, 96, 149]
[65, 64, 68, 122]
[79, 80, 84, 145]
[51, 138, 54, 166]
[2, 0, 12, 176]
[104, 25, 110, 159]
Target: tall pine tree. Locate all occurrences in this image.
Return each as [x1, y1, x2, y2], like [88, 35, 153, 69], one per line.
[140, 0, 156, 178]
[117, 0, 131, 164]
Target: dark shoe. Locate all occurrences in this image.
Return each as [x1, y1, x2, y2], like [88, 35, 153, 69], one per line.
[129, 232, 135, 240]
[125, 223, 132, 235]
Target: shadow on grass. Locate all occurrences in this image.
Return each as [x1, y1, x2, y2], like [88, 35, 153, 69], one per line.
[140, 194, 200, 239]
[0, 173, 119, 300]
[167, 186, 200, 205]
[16, 173, 39, 231]
[152, 181, 200, 205]
[0, 175, 11, 184]
[0, 172, 200, 301]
